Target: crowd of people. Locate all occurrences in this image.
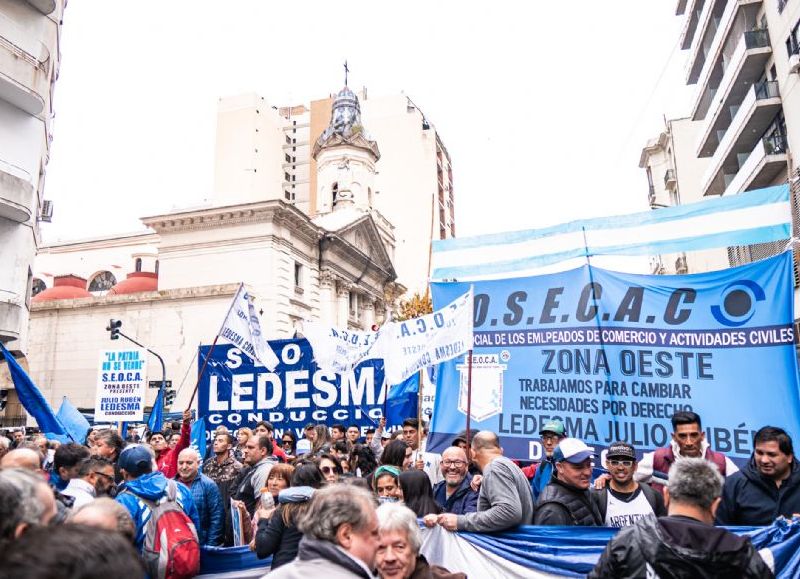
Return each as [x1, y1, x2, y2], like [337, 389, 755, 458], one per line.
[0, 408, 797, 578]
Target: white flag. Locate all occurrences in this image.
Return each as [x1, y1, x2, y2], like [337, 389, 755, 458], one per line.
[219, 284, 280, 371]
[383, 288, 473, 384]
[302, 321, 385, 375]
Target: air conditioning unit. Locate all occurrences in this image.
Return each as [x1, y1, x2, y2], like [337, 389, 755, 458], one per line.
[789, 53, 800, 74]
[39, 199, 53, 222]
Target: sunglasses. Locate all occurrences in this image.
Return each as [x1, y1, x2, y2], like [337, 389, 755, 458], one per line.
[281, 440, 293, 445]
[320, 466, 337, 475]
[608, 459, 634, 467]
[93, 471, 116, 483]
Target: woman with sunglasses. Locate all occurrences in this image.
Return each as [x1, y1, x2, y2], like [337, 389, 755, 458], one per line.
[280, 431, 297, 458]
[317, 453, 343, 484]
[254, 463, 324, 569]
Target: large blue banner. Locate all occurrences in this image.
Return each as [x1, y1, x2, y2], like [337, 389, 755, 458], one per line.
[429, 253, 800, 463]
[198, 339, 386, 438]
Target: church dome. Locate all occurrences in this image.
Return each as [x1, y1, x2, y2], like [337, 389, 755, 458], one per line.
[108, 272, 158, 295]
[313, 85, 380, 161]
[32, 275, 92, 302]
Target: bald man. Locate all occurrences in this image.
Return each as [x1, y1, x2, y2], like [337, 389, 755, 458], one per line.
[436, 431, 534, 533]
[430, 446, 479, 516]
[70, 498, 136, 544]
[0, 448, 43, 472]
[176, 448, 224, 546]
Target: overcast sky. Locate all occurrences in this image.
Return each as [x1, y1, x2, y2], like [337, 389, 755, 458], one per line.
[43, 1, 693, 244]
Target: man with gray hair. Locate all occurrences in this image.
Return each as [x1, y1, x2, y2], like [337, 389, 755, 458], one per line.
[0, 468, 57, 550]
[376, 502, 465, 579]
[70, 497, 137, 544]
[268, 484, 379, 579]
[589, 457, 773, 578]
[176, 447, 224, 545]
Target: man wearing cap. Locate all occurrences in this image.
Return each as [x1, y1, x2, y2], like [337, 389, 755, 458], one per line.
[534, 438, 603, 526]
[115, 444, 201, 552]
[594, 442, 666, 528]
[522, 419, 566, 503]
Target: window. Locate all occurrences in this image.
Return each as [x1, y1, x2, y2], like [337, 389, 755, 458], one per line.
[285, 154, 291, 163]
[135, 258, 142, 272]
[786, 20, 800, 56]
[285, 172, 291, 181]
[31, 277, 46, 298]
[294, 262, 303, 288]
[88, 271, 117, 293]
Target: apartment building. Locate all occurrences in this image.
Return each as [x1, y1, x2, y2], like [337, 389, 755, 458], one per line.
[0, 0, 64, 353]
[642, 0, 800, 276]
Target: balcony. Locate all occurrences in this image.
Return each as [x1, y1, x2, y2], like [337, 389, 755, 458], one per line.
[679, 0, 704, 49]
[700, 80, 782, 197]
[0, 13, 51, 116]
[0, 159, 34, 223]
[722, 134, 789, 197]
[686, 0, 762, 86]
[664, 169, 677, 191]
[675, 255, 689, 274]
[694, 29, 771, 155]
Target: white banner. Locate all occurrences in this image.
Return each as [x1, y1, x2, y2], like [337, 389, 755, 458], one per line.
[220, 285, 279, 371]
[301, 322, 385, 375]
[95, 349, 147, 422]
[382, 288, 473, 384]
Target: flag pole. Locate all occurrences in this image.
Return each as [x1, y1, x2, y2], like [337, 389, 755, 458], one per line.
[186, 284, 243, 409]
[465, 349, 473, 445]
[417, 368, 424, 453]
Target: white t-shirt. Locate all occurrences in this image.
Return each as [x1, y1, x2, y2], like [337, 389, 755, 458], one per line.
[604, 487, 656, 528]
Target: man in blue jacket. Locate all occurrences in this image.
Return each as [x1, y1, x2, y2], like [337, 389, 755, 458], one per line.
[431, 446, 478, 515]
[716, 426, 800, 526]
[115, 445, 201, 552]
[176, 448, 224, 546]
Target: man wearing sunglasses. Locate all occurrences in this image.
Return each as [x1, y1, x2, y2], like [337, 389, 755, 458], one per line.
[62, 456, 118, 509]
[594, 442, 665, 528]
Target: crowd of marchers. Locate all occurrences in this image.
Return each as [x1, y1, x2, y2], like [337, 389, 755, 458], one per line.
[0, 409, 798, 578]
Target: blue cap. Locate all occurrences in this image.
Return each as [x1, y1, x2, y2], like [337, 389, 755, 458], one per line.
[118, 445, 153, 477]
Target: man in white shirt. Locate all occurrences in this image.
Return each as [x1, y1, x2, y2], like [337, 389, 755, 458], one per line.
[62, 457, 117, 509]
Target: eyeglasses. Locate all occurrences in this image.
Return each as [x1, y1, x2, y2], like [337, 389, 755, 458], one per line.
[94, 471, 116, 483]
[441, 460, 467, 468]
[541, 434, 562, 443]
[608, 459, 634, 467]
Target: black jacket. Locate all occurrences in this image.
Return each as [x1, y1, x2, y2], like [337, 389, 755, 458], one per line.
[589, 514, 773, 578]
[255, 506, 303, 569]
[533, 476, 602, 526]
[716, 459, 800, 526]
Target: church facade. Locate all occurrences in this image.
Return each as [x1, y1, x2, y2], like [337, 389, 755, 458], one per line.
[11, 85, 419, 418]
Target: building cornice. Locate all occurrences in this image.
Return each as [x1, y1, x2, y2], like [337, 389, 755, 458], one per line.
[30, 283, 241, 312]
[141, 200, 321, 241]
[39, 231, 159, 253]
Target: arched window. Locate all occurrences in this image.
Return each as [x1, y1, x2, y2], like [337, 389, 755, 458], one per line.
[331, 182, 339, 207]
[88, 271, 117, 293]
[135, 258, 142, 272]
[31, 278, 46, 298]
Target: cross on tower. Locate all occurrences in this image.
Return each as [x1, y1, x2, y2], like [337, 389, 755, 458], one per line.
[344, 60, 349, 87]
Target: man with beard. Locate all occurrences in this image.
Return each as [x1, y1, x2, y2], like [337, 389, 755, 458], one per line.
[534, 438, 602, 526]
[430, 446, 478, 515]
[593, 442, 665, 527]
[62, 457, 117, 508]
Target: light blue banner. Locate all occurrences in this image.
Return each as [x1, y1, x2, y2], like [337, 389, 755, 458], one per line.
[429, 253, 800, 464]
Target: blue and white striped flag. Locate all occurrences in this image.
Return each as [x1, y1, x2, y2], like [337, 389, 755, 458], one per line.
[431, 184, 791, 281]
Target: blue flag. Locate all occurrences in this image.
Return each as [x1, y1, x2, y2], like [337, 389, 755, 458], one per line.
[147, 388, 164, 433]
[191, 416, 207, 461]
[0, 343, 67, 437]
[386, 373, 419, 427]
[55, 397, 91, 444]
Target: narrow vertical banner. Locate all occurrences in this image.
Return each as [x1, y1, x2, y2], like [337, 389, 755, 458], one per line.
[95, 349, 147, 422]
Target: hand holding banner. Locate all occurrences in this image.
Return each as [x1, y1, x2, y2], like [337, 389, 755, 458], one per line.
[382, 288, 473, 385]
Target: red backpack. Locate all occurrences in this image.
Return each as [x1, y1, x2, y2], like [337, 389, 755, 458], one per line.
[138, 479, 201, 579]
